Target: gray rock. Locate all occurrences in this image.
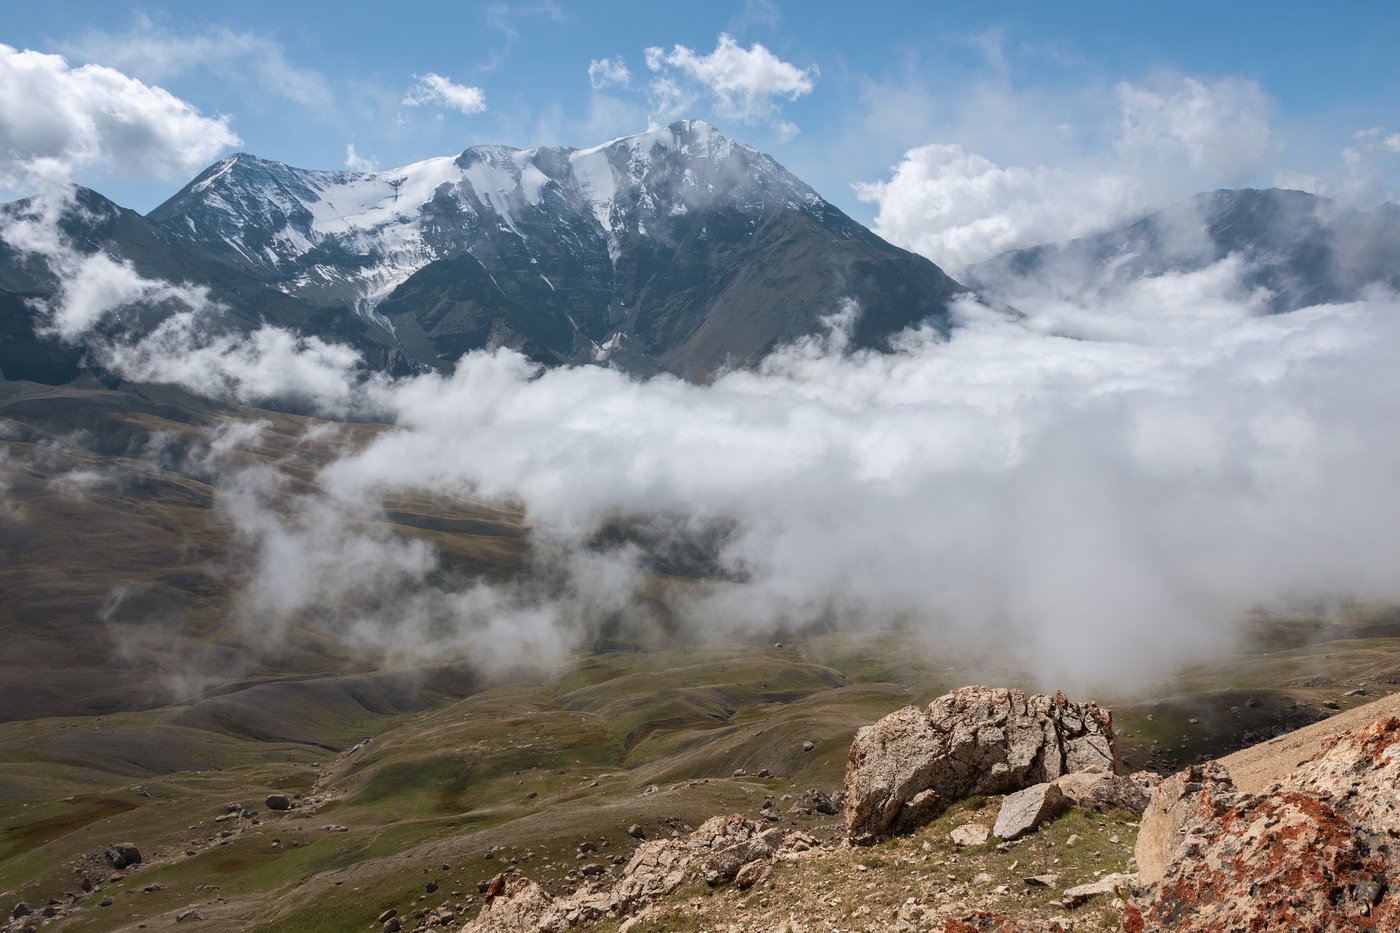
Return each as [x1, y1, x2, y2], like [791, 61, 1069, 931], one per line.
[949, 823, 990, 846]
[844, 686, 1115, 845]
[1052, 770, 1150, 816]
[1061, 872, 1136, 908]
[993, 782, 1068, 840]
[734, 858, 773, 889]
[627, 824, 645, 840]
[264, 794, 291, 811]
[104, 842, 142, 869]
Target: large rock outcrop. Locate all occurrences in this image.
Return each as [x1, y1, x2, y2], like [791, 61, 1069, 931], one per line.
[1127, 716, 1400, 932]
[459, 815, 816, 932]
[843, 686, 1116, 845]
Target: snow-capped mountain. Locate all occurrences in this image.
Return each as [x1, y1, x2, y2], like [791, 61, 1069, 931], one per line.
[148, 120, 968, 376]
[152, 120, 818, 309]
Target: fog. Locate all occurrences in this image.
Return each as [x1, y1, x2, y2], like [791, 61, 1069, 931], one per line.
[5, 184, 1400, 691]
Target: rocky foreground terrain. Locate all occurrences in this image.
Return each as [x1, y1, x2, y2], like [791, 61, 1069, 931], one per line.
[413, 686, 1400, 933]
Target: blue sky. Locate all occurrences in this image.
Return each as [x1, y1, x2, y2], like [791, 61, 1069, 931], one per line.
[4, 1, 1400, 266]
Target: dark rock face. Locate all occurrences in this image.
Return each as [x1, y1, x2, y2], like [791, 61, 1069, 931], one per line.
[1128, 716, 1400, 932]
[843, 686, 1116, 845]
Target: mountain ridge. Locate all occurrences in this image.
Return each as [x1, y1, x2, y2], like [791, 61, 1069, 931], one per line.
[2, 120, 971, 384]
[966, 186, 1400, 311]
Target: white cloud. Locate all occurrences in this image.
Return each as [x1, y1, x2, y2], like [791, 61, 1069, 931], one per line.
[1274, 128, 1400, 206]
[402, 72, 488, 115]
[645, 33, 816, 132]
[855, 75, 1278, 272]
[343, 143, 377, 172]
[1114, 76, 1275, 181]
[588, 56, 631, 89]
[0, 43, 240, 189]
[60, 17, 331, 110]
[854, 144, 1139, 273]
[283, 263, 1400, 688]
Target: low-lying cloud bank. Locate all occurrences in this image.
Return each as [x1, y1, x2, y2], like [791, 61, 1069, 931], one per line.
[5, 187, 1400, 690]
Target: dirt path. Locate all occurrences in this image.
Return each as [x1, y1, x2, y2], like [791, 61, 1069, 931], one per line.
[1218, 690, 1400, 792]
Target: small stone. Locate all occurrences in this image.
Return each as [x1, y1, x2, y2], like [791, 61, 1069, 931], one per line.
[425, 881, 438, 894]
[627, 824, 645, 840]
[757, 768, 772, 778]
[377, 908, 397, 923]
[802, 741, 814, 752]
[176, 907, 204, 922]
[99, 897, 113, 908]
[949, 823, 990, 846]
[12, 903, 32, 919]
[1024, 874, 1059, 888]
[382, 920, 401, 933]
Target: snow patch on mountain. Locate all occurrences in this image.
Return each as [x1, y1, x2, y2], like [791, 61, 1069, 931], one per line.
[149, 120, 823, 317]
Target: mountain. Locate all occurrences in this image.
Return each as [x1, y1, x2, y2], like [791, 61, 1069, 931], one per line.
[147, 120, 968, 377]
[0, 186, 408, 385]
[966, 188, 1400, 311]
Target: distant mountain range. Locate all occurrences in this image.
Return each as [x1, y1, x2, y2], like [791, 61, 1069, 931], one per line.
[967, 187, 1400, 310]
[4, 124, 1399, 393]
[1, 120, 967, 386]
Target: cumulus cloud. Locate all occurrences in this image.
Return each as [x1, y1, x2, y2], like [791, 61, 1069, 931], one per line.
[1272, 126, 1400, 206]
[344, 143, 378, 172]
[645, 33, 816, 133]
[0, 43, 240, 189]
[856, 74, 1278, 273]
[588, 56, 631, 89]
[60, 17, 332, 109]
[1114, 76, 1275, 180]
[403, 73, 488, 115]
[854, 144, 1140, 274]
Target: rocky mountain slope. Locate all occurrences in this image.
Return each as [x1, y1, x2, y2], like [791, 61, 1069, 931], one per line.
[144, 119, 968, 378]
[966, 188, 1400, 311]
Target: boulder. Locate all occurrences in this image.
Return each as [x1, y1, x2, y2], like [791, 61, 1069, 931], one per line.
[459, 814, 803, 931]
[1128, 717, 1400, 931]
[1051, 770, 1150, 816]
[844, 686, 1115, 845]
[733, 858, 772, 889]
[104, 842, 142, 869]
[788, 788, 838, 815]
[993, 783, 1067, 841]
[1060, 872, 1135, 908]
[460, 876, 560, 933]
[1133, 762, 1236, 884]
[265, 794, 291, 811]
